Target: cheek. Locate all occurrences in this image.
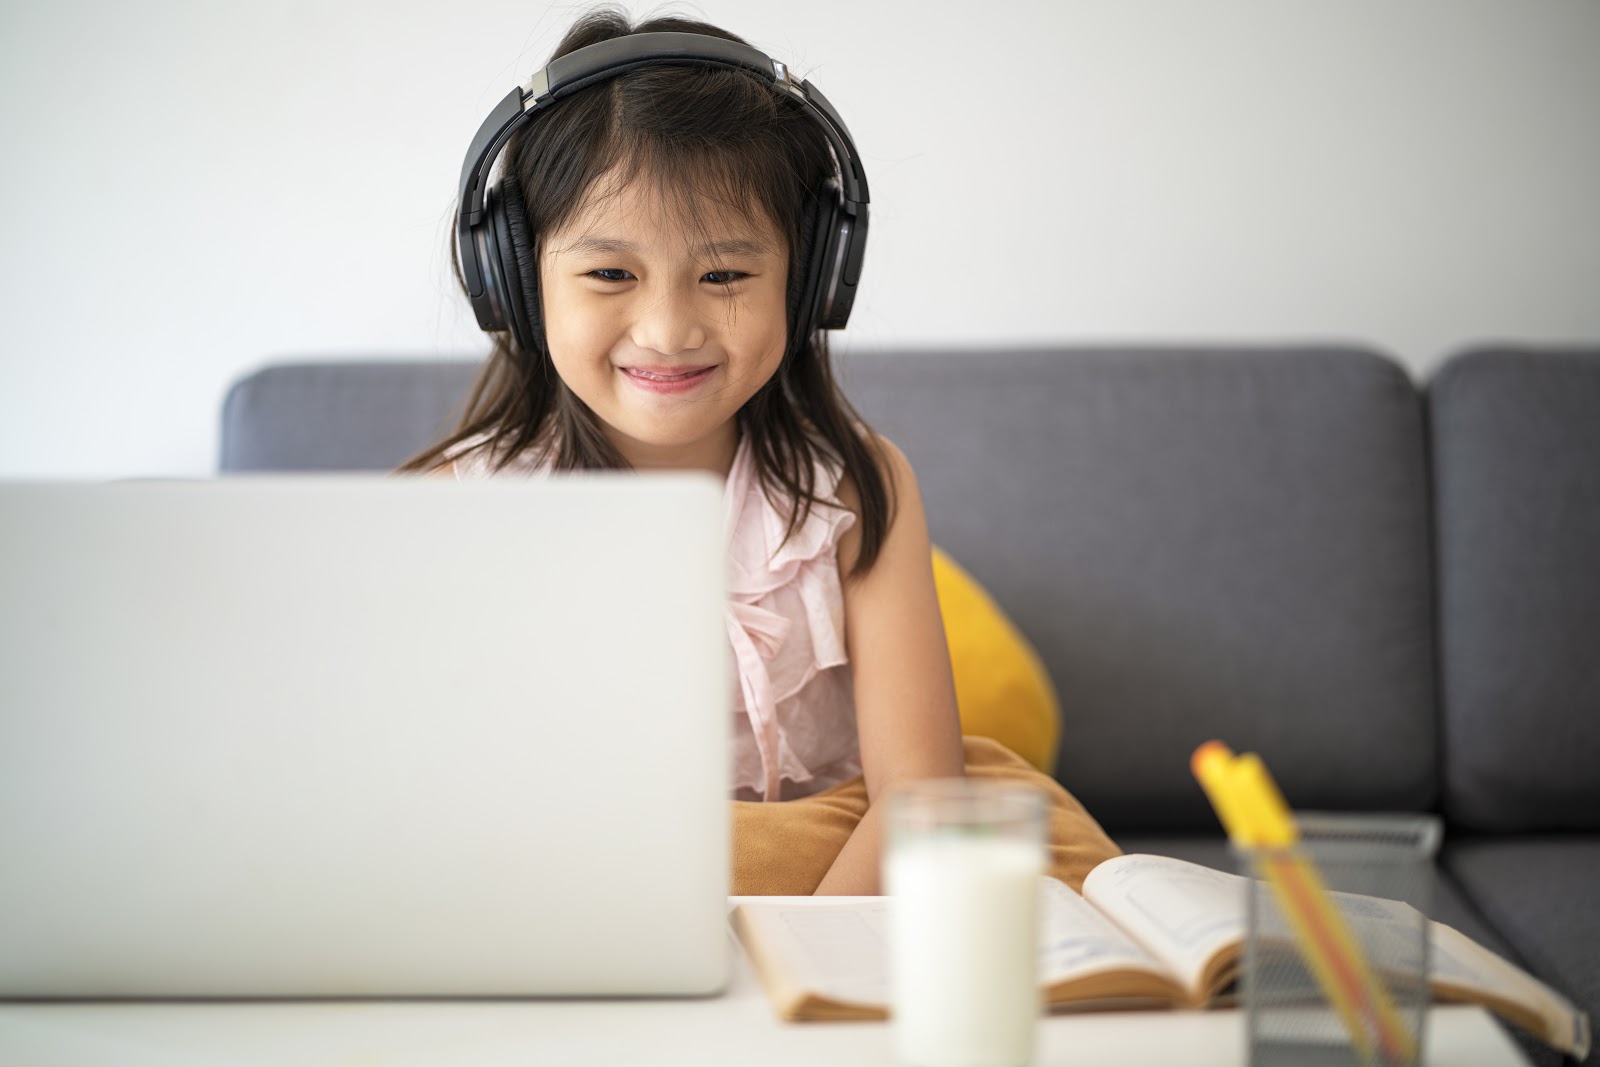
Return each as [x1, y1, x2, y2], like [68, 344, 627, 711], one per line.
[736, 280, 791, 357]
[540, 282, 613, 361]
[538, 275, 575, 341]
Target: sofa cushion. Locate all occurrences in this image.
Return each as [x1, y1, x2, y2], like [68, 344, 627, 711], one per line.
[842, 348, 1437, 831]
[1429, 347, 1600, 832]
[1443, 836, 1600, 1051]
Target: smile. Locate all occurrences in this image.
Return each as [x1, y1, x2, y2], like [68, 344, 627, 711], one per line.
[621, 365, 717, 394]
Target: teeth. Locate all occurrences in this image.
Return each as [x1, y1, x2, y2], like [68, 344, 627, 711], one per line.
[631, 368, 701, 382]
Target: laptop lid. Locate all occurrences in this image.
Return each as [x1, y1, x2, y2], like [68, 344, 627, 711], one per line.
[0, 475, 730, 997]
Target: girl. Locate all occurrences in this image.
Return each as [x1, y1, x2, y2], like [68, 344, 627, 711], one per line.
[404, 8, 1118, 895]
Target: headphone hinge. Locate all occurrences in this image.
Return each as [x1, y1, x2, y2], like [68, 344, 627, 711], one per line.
[521, 69, 551, 106]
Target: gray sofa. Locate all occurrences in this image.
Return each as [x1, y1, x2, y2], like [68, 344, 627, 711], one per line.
[221, 344, 1599, 1063]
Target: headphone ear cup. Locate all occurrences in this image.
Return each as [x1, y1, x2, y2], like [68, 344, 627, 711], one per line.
[789, 184, 837, 354]
[487, 176, 543, 355]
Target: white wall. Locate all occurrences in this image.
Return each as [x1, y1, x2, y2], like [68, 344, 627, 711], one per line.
[2, 0, 1596, 478]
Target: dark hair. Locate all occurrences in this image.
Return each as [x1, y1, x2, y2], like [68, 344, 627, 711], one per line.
[400, 6, 892, 574]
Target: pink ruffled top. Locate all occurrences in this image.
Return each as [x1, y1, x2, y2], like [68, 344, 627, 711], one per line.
[449, 432, 862, 802]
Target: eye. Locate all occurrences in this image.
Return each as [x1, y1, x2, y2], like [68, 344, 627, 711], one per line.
[704, 270, 748, 286]
[587, 269, 634, 283]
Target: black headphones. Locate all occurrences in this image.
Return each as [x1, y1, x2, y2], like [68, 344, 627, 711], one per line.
[455, 31, 871, 356]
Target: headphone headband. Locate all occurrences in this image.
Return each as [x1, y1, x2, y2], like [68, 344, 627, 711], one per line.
[456, 31, 870, 343]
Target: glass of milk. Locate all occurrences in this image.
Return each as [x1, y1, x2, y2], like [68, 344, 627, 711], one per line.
[884, 779, 1048, 1067]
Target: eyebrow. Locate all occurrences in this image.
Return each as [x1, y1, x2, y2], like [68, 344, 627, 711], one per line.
[559, 235, 775, 259]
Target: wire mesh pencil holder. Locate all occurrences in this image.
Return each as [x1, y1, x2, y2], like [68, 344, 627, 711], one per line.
[1234, 813, 1442, 1067]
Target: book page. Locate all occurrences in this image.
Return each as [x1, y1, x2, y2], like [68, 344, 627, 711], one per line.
[735, 900, 894, 1010]
[1036, 876, 1183, 989]
[1080, 853, 1249, 995]
[1430, 921, 1591, 1060]
[731, 877, 1183, 1016]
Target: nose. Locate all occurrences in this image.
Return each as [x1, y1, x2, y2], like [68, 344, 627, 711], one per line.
[629, 284, 707, 356]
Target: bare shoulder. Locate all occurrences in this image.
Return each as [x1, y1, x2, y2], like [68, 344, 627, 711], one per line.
[425, 460, 458, 479]
[874, 435, 920, 501]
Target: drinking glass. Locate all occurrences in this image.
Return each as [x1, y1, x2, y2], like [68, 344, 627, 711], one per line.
[884, 779, 1049, 1067]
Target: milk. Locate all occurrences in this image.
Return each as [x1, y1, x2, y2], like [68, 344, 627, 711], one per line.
[886, 836, 1045, 1067]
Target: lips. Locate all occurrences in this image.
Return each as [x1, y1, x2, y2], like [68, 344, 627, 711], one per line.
[625, 366, 711, 382]
[621, 365, 717, 394]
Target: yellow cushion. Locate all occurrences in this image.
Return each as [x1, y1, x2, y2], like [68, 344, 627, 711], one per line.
[932, 547, 1061, 775]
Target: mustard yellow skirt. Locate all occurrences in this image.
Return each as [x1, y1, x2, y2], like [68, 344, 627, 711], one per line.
[731, 736, 1122, 895]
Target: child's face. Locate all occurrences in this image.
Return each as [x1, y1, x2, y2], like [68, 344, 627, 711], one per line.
[539, 174, 790, 476]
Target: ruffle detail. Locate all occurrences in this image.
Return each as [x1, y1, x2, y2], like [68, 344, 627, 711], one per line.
[723, 438, 857, 801]
[724, 445, 856, 599]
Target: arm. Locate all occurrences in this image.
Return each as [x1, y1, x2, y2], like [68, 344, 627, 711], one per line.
[813, 438, 965, 895]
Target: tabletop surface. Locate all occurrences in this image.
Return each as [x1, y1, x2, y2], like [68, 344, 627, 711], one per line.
[0, 932, 1531, 1067]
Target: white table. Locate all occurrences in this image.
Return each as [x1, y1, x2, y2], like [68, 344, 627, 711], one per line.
[0, 934, 1532, 1067]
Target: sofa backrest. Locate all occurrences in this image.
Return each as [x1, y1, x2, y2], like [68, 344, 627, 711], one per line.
[220, 359, 480, 473]
[840, 348, 1437, 831]
[220, 346, 1440, 833]
[1429, 346, 1600, 833]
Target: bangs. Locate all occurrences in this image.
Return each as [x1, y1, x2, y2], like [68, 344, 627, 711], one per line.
[556, 149, 789, 258]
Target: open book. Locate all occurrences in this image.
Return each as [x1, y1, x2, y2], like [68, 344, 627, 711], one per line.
[730, 853, 1591, 1060]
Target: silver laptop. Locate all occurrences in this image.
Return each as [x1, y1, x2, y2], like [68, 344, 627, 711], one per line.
[0, 475, 730, 997]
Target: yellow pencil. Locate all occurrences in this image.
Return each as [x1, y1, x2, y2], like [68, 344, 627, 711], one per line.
[1192, 741, 1417, 1065]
